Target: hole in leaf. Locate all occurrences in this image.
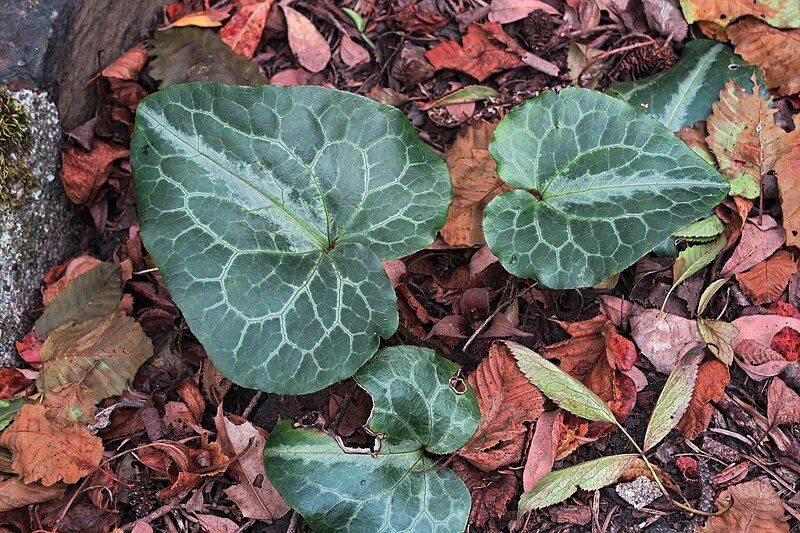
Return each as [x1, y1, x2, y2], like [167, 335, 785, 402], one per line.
[728, 64, 739, 71]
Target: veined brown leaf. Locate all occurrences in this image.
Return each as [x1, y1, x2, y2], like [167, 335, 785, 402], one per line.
[775, 143, 800, 247]
[767, 378, 800, 426]
[679, 0, 800, 28]
[507, 341, 617, 424]
[697, 479, 789, 532]
[735, 250, 797, 305]
[698, 319, 738, 365]
[727, 19, 800, 96]
[0, 475, 66, 511]
[676, 358, 729, 439]
[281, 5, 331, 73]
[518, 454, 638, 513]
[220, 1, 274, 58]
[644, 348, 703, 451]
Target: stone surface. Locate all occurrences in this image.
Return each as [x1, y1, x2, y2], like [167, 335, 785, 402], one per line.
[0, 0, 162, 130]
[0, 90, 72, 364]
[615, 476, 663, 510]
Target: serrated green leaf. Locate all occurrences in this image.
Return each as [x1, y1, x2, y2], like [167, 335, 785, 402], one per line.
[519, 454, 638, 513]
[131, 83, 450, 394]
[483, 88, 729, 289]
[643, 348, 703, 451]
[34, 263, 122, 339]
[149, 28, 268, 87]
[697, 278, 729, 315]
[427, 86, 500, 109]
[728, 173, 761, 199]
[698, 319, 738, 365]
[506, 341, 617, 424]
[608, 40, 761, 131]
[341, 7, 366, 32]
[0, 398, 24, 431]
[674, 215, 725, 242]
[263, 346, 479, 533]
[669, 236, 726, 296]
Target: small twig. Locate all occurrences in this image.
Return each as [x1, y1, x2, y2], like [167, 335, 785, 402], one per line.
[462, 284, 527, 352]
[122, 498, 181, 532]
[329, 381, 358, 435]
[577, 38, 657, 87]
[241, 391, 262, 420]
[286, 511, 301, 533]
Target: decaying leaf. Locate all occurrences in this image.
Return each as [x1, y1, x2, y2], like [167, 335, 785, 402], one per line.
[281, 5, 331, 73]
[541, 315, 607, 379]
[644, 348, 702, 451]
[425, 23, 526, 81]
[519, 454, 638, 513]
[60, 140, 130, 205]
[567, 43, 605, 88]
[676, 358, 729, 440]
[735, 250, 797, 305]
[721, 216, 786, 276]
[169, 8, 230, 28]
[772, 326, 800, 361]
[727, 19, 800, 96]
[768, 378, 800, 426]
[643, 0, 688, 41]
[775, 145, 800, 247]
[678, 0, 800, 28]
[220, 0, 274, 58]
[630, 308, 702, 374]
[101, 45, 148, 80]
[523, 410, 561, 491]
[697, 318, 738, 365]
[488, 0, 560, 23]
[138, 438, 229, 498]
[0, 475, 66, 512]
[440, 121, 510, 246]
[452, 459, 519, 528]
[0, 403, 103, 486]
[339, 35, 370, 68]
[459, 344, 545, 471]
[697, 479, 789, 532]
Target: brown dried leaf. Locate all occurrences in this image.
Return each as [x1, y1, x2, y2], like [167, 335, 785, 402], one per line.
[452, 458, 518, 528]
[679, 0, 800, 28]
[0, 475, 66, 512]
[220, 0, 274, 58]
[727, 19, 800, 96]
[735, 250, 797, 305]
[101, 45, 148, 80]
[281, 5, 331, 73]
[697, 479, 789, 532]
[767, 378, 800, 426]
[642, 0, 688, 41]
[339, 35, 370, 68]
[425, 23, 525, 81]
[440, 121, 510, 246]
[676, 359, 729, 440]
[523, 410, 561, 490]
[630, 308, 702, 374]
[169, 9, 231, 28]
[721, 216, 786, 276]
[488, 0, 560, 23]
[61, 140, 129, 205]
[775, 143, 800, 247]
[459, 344, 545, 471]
[0, 403, 103, 486]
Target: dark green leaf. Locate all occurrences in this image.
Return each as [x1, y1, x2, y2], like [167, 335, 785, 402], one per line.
[263, 346, 480, 532]
[34, 263, 122, 339]
[0, 398, 24, 432]
[608, 40, 761, 131]
[149, 28, 268, 87]
[131, 83, 450, 394]
[484, 88, 729, 289]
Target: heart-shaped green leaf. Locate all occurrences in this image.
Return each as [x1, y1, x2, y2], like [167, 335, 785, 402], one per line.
[131, 83, 450, 394]
[608, 40, 761, 131]
[483, 88, 729, 289]
[263, 346, 480, 532]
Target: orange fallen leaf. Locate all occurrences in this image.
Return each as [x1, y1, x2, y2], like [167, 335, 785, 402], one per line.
[720, 215, 785, 276]
[440, 121, 510, 246]
[727, 19, 800, 96]
[0, 403, 103, 486]
[138, 439, 229, 498]
[0, 475, 66, 512]
[169, 8, 231, 28]
[767, 378, 800, 426]
[679, 0, 799, 28]
[735, 250, 797, 305]
[458, 344, 545, 471]
[220, 0, 274, 58]
[697, 479, 788, 532]
[775, 142, 800, 247]
[101, 45, 148, 80]
[488, 0, 560, 23]
[61, 140, 129, 205]
[676, 358, 729, 439]
[281, 5, 331, 73]
[339, 35, 370, 68]
[425, 23, 525, 81]
[542, 315, 607, 379]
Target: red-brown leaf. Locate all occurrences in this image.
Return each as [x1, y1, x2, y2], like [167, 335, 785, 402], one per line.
[220, 0, 274, 58]
[676, 359, 730, 439]
[735, 250, 797, 305]
[425, 23, 525, 81]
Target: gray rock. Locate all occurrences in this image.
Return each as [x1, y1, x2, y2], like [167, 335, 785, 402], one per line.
[615, 476, 663, 510]
[0, 89, 72, 364]
[0, 0, 162, 130]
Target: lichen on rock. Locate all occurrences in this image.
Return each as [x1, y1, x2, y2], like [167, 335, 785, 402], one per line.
[0, 86, 36, 207]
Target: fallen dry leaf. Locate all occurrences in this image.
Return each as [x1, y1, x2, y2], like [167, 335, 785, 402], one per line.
[676, 358, 729, 439]
[721, 216, 786, 276]
[642, 0, 688, 41]
[395, 3, 448, 32]
[425, 23, 525, 81]
[195, 514, 239, 533]
[42, 255, 102, 305]
[0, 403, 103, 486]
[771, 326, 800, 361]
[440, 121, 510, 246]
[220, 0, 274, 58]
[138, 438, 229, 498]
[775, 142, 800, 247]
[768, 378, 800, 426]
[523, 410, 561, 491]
[542, 315, 607, 378]
[679, 0, 800, 28]
[732, 314, 800, 349]
[101, 45, 148, 80]
[281, 5, 331, 73]
[169, 8, 230, 28]
[727, 19, 800, 96]
[697, 318, 737, 365]
[697, 479, 789, 532]
[0, 475, 66, 512]
[630, 308, 702, 374]
[214, 408, 289, 522]
[707, 78, 792, 186]
[339, 35, 370, 68]
[452, 458, 518, 528]
[735, 340, 790, 380]
[60, 140, 130, 205]
[488, 0, 560, 23]
[459, 344, 545, 471]
[735, 250, 797, 305]
[0, 368, 31, 400]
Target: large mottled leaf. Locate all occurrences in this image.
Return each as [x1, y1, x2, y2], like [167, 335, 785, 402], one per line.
[34, 263, 122, 339]
[37, 312, 154, 424]
[149, 28, 268, 87]
[507, 341, 617, 424]
[483, 88, 729, 289]
[608, 40, 760, 131]
[131, 83, 450, 394]
[678, 0, 800, 28]
[518, 454, 638, 513]
[263, 346, 480, 532]
[643, 348, 702, 451]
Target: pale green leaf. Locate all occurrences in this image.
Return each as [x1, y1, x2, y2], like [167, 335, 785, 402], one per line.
[506, 341, 617, 424]
[674, 215, 725, 242]
[608, 40, 761, 131]
[131, 83, 450, 394]
[484, 88, 729, 289]
[697, 278, 729, 315]
[670, 236, 726, 295]
[519, 454, 638, 513]
[0, 398, 24, 432]
[698, 318, 738, 365]
[341, 7, 366, 32]
[643, 348, 703, 451]
[729, 173, 761, 199]
[427, 86, 500, 109]
[34, 263, 122, 339]
[263, 346, 479, 533]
